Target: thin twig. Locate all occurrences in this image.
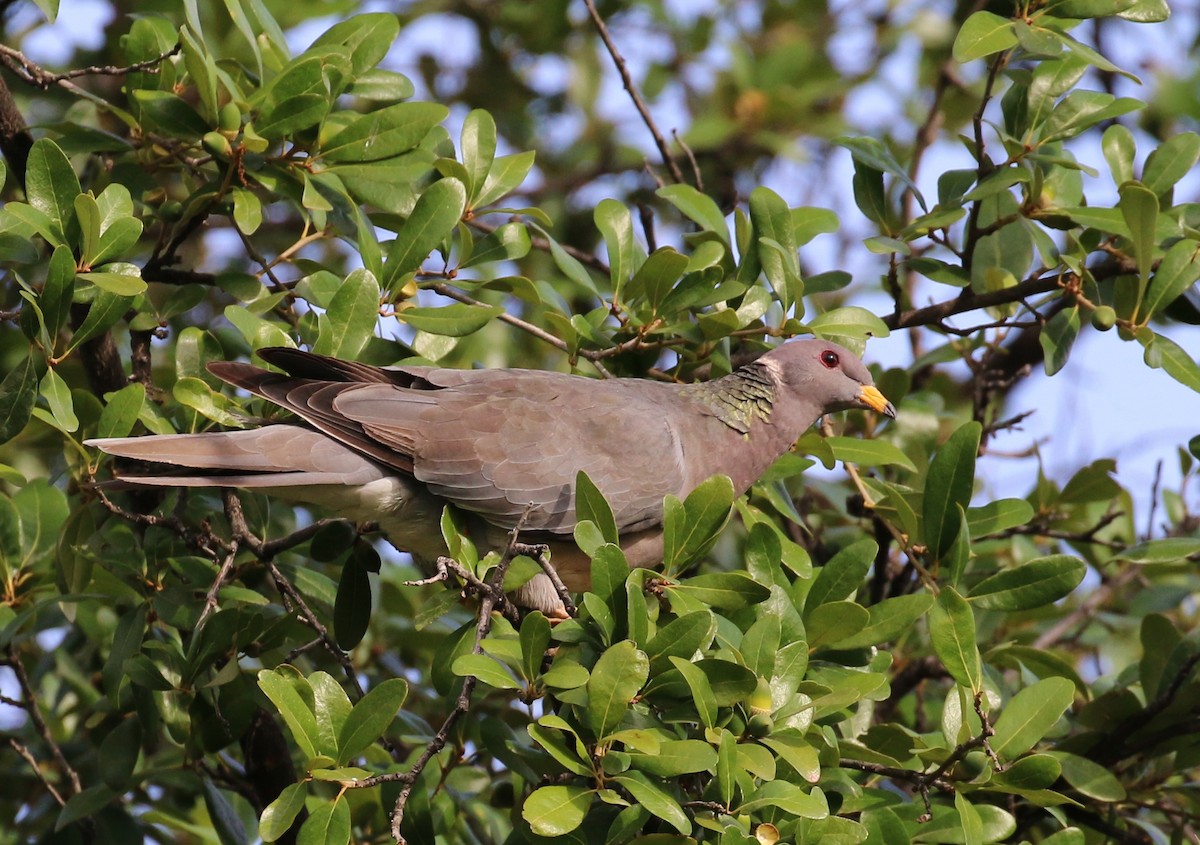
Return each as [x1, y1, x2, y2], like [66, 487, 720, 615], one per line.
[581, 0, 685, 184]
[0, 42, 181, 89]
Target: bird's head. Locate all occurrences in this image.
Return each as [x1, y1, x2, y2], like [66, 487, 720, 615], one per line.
[758, 338, 896, 420]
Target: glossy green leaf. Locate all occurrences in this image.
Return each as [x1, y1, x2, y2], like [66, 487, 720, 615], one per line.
[296, 796, 350, 845]
[1141, 330, 1200, 393]
[257, 668, 321, 760]
[460, 221, 531, 268]
[40, 368, 78, 432]
[337, 677, 408, 763]
[313, 269, 380, 359]
[587, 640, 648, 737]
[931, 588, 981, 692]
[806, 600, 870, 649]
[595, 198, 640, 296]
[1050, 751, 1127, 800]
[78, 270, 147, 296]
[646, 610, 716, 671]
[971, 555, 1086, 611]
[1118, 181, 1159, 308]
[627, 739, 717, 777]
[576, 471, 618, 546]
[1142, 132, 1200, 195]
[311, 13, 400, 75]
[657, 183, 729, 242]
[953, 11, 1018, 62]
[827, 436, 916, 472]
[1121, 536, 1200, 563]
[612, 771, 689, 834]
[453, 653, 521, 689]
[259, 782, 306, 843]
[0, 355, 40, 445]
[1142, 238, 1200, 321]
[322, 102, 447, 163]
[923, 421, 981, 559]
[836, 593, 934, 649]
[967, 498, 1035, 536]
[522, 785, 592, 836]
[397, 303, 502, 337]
[1040, 305, 1080, 376]
[992, 676, 1075, 758]
[670, 572, 770, 610]
[474, 151, 536, 208]
[805, 538, 876, 614]
[333, 553, 371, 650]
[383, 177, 467, 285]
[669, 656, 717, 727]
[662, 474, 735, 571]
[25, 138, 81, 246]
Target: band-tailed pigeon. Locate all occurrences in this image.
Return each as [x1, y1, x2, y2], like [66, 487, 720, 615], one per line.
[88, 339, 894, 612]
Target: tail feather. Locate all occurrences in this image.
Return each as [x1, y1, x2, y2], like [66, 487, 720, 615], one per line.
[86, 425, 390, 487]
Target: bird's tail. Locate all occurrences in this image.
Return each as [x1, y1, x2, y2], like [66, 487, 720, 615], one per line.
[86, 425, 389, 488]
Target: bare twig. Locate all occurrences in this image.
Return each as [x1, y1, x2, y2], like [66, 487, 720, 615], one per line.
[581, 0, 686, 184]
[0, 42, 181, 89]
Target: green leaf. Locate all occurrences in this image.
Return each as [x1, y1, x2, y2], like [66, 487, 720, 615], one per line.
[459, 221, 531, 268]
[522, 785, 592, 836]
[805, 538, 876, 614]
[806, 600, 870, 649]
[627, 739, 717, 777]
[98, 383, 146, 439]
[75, 193, 101, 266]
[1043, 93, 1143, 143]
[397, 302, 501, 337]
[670, 572, 770, 610]
[612, 771, 690, 834]
[257, 668, 322, 760]
[991, 677, 1075, 759]
[930, 587, 981, 692]
[132, 90, 211, 139]
[953, 11, 1018, 62]
[255, 55, 334, 140]
[1040, 305, 1081, 376]
[333, 553, 372, 650]
[646, 610, 716, 671]
[41, 245, 76, 341]
[337, 677, 407, 763]
[668, 656, 717, 728]
[78, 270, 147, 296]
[453, 653, 521, 689]
[576, 471, 618, 546]
[827, 436, 916, 472]
[474, 151, 536, 208]
[657, 184, 728, 242]
[311, 12, 400, 76]
[40, 368, 78, 432]
[1102, 123, 1136, 187]
[835, 593, 934, 649]
[662, 474, 735, 572]
[56, 785, 116, 832]
[1142, 132, 1200, 196]
[173, 377, 246, 428]
[0, 355, 40, 445]
[1121, 536, 1200, 563]
[98, 716, 142, 790]
[1141, 330, 1200, 393]
[313, 269, 380, 359]
[519, 611, 551, 682]
[835, 137, 926, 211]
[807, 306, 891, 352]
[971, 555, 1086, 611]
[527, 723, 592, 776]
[1142, 238, 1200, 321]
[750, 186, 800, 309]
[203, 778, 247, 845]
[383, 178, 467, 286]
[587, 640, 649, 738]
[259, 782, 306, 842]
[595, 198, 640, 296]
[956, 792, 984, 845]
[321, 102, 448, 163]
[1049, 751, 1127, 801]
[1118, 181, 1159, 313]
[296, 796, 350, 845]
[25, 138, 81, 246]
[967, 498, 1035, 536]
[923, 421, 981, 560]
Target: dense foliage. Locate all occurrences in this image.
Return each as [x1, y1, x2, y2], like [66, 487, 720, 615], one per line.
[0, 1, 1198, 843]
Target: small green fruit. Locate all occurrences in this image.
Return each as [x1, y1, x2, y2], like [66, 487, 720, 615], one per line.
[202, 130, 231, 157]
[747, 713, 774, 738]
[218, 102, 241, 134]
[1091, 305, 1117, 331]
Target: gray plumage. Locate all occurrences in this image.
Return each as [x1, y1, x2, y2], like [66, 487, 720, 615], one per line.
[87, 340, 894, 612]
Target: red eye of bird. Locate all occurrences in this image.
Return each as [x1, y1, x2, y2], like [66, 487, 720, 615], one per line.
[820, 350, 839, 369]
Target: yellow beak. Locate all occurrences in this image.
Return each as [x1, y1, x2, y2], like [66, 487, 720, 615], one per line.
[858, 385, 897, 418]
